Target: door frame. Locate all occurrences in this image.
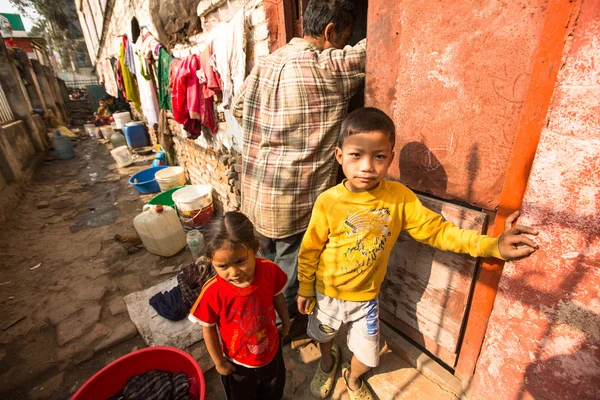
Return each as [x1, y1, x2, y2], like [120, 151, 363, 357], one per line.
[454, 0, 581, 381]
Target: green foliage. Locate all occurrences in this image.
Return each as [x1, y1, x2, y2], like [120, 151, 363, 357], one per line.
[10, 0, 81, 38]
[10, 0, 84, 71]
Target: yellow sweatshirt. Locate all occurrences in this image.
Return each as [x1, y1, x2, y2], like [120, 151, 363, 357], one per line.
[298, 179, 503, 302]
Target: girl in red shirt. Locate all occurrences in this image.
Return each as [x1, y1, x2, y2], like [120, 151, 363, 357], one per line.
[189, 212, 290, 400]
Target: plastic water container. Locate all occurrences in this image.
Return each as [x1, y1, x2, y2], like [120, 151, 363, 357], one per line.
[123, 122, 149, 149]
[100, 125, 113, 140]
[134, 205, 187, 257]
[155, 167, 187, 192]
[52, 130, 75, 159]
[85, 125, 100, 139]
[113, 111, 132, 129]
[172, 185, 214, 230]
[186, 230, 205, 260]
[110, 130, 127, 148]
[110, 145, 133, 167]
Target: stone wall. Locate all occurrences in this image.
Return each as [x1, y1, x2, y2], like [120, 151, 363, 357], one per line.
[0, 120, 45, 222]
[173, 136, 242, 214]
[70, 99, 95, 126]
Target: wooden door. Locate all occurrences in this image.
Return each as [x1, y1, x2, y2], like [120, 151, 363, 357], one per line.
[378, 196, 487, 367]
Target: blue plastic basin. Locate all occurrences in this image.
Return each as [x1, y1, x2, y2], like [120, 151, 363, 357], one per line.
[128, 166, 168, 194]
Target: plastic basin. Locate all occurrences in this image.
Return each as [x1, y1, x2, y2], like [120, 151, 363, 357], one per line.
[147, 185, 186, 208]
[128, 166, 168, 194]
[71, 346, 205, 400]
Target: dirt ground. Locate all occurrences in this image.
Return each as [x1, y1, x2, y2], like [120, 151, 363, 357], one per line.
[0, 135, 456, 400]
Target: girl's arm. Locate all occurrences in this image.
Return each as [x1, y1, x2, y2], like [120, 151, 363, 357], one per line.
[202, 325, 235, 376]
[274, 293, 290, 337]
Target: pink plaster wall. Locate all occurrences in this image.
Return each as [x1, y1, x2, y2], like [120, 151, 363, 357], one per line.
[471, 1, 600, 398]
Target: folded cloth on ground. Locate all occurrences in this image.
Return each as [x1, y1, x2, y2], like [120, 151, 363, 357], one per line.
[149, 286, 188, 321]
[177, 256, 215, 309]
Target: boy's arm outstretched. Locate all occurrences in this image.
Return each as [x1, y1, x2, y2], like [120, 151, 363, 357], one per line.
[297, 197, 330, 314]
[403, 190, 538, 261]
[203, 325, 236, 376]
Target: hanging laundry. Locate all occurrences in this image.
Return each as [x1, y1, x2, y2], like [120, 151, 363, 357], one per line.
[198, 43, 222, 99]
[119, 40, 141, 107]
[134, 36, 160, 126]
[158, 109, 174, 152]
[102, 58, 119, 98]
[171, 54, 218, 137]
[114, 57, 126, 100]
[211, 8, 246, 107]
[141, 29, 162, 60]
[158, 47, 174, 111]
[123, 35, 137, 75]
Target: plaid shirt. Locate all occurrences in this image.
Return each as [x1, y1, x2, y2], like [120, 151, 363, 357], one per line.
[233, 38, 366, 238]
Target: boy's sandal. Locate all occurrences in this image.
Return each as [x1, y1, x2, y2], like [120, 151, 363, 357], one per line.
[342, 362, 375, 400]
[310, 343, 340, 399]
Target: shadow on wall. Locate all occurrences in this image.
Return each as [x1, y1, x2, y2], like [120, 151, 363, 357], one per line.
[385, 140, 599, 399]
[399, 141, 449, 194]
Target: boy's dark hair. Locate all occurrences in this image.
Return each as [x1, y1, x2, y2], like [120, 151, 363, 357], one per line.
[338, 107, 396, 148]
[303, 0, 356, 38]
[203, 211, 260, 258]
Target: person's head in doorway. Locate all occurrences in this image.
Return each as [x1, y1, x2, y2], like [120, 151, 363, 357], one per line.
[303, 0, 356, 50]
[335, 107, 396, 193]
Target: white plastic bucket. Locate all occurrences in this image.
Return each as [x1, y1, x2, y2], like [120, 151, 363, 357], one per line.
[84, 124, 99, 139]
[113, 111, 132, 129]
[172, 185, 214, 230]
[110, 145, 133, 167]
[155, 167, 187, 192]
[100, 125, 114, 140]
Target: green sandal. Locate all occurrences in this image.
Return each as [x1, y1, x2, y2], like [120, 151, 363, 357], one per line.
[342, 362, 374, 400]
[310, 343, 340, 398]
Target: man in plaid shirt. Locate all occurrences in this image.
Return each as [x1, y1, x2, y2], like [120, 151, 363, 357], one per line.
[233, 0, 366, 319]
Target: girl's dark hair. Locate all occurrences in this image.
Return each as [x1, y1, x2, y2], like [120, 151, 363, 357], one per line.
[303, 0, 356, 38]
[203, 212, 260, 258]
[338, 107, 396, 148]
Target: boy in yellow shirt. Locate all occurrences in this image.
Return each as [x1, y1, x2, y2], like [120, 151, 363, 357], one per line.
[297, 107, 539, 399]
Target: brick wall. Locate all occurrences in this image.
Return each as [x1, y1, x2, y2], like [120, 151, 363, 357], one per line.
[173, 136, 242, 214]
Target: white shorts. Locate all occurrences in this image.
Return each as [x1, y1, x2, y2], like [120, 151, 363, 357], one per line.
[307, 291, 380, 368]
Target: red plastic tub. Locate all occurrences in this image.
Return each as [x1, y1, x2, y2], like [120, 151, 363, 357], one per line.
[71, 346, 205, 400]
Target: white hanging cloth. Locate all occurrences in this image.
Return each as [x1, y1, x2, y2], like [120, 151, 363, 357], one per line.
[133, 38, 159, 127]
[211, 8, 246, 108]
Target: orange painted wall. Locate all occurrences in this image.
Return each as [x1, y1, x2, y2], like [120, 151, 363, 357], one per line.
[365, 0, 548, 209]
[471, 0, 600, 398]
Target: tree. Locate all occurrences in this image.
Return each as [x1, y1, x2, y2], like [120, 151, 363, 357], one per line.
[10, 0, 83, 72]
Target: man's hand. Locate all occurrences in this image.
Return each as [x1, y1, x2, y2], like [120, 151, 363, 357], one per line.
[498, 211, 539, 261]
[216, 360, 236, 376]
[297, 295, 316, 315]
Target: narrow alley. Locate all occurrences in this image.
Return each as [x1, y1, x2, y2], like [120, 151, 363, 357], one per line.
[1, 0, 599, 399]
[0, 136, 457, 399]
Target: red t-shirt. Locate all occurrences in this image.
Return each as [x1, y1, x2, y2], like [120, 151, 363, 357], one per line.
[189, 258, 287, 367]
